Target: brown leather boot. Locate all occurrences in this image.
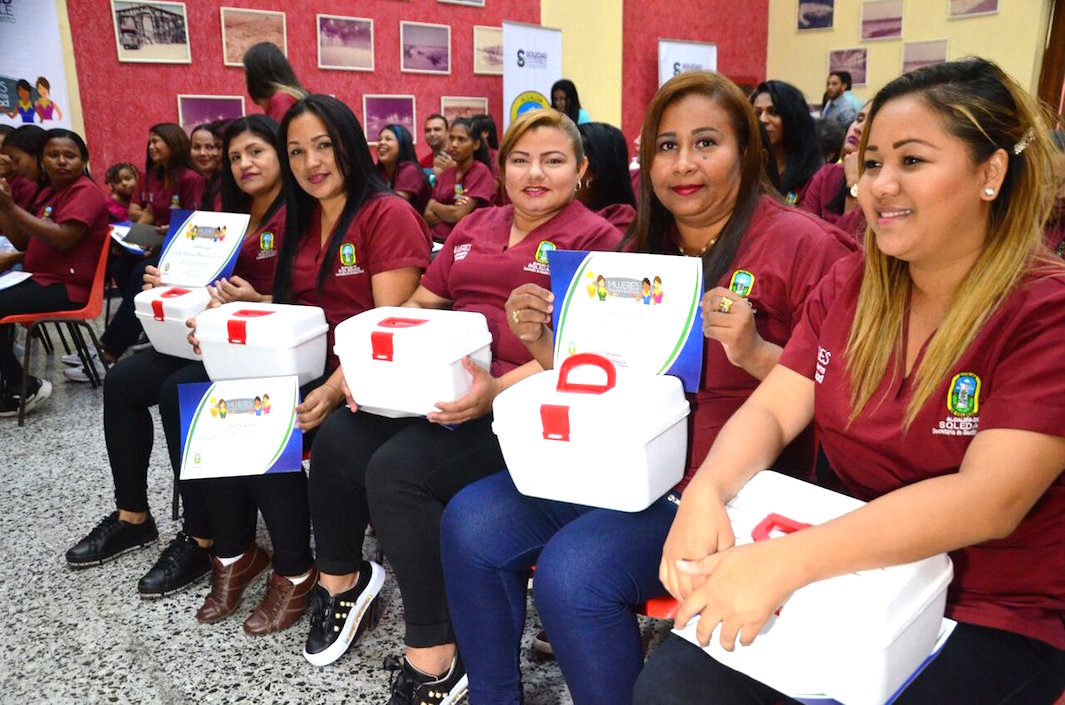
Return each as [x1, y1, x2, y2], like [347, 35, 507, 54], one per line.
[243, 567, 319, 636]
[195, 544, 271, 624]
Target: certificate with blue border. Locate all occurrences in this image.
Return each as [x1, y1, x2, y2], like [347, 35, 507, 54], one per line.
[158, 209, 250, 287]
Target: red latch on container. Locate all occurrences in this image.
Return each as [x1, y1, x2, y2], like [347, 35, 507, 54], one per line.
[152, 288, 191, 321]
[376, 317, 428, 329]
[371, 331, 395, 361]
[751, 513, 812, 542]
[226, 309, 274, 345]
[540, 404, 571, 441]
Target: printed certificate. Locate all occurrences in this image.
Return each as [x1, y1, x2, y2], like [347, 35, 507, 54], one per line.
[178, 375, 303, 479]
[158, 209, 251, 286]
[548, 250, 704, 392]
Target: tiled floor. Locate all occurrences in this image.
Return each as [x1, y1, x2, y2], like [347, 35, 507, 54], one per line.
[1, 317, 670, 704]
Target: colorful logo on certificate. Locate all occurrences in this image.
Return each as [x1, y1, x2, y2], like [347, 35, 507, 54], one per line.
[41, 206, 53, 220]
[510, 90, 551, 123]
[947, 372, 980, 417]
[260, 231, 274, 251]
[535, 240, 556, 264]
[729, 270, 754, 296]
[193, 453, 201, 464]
[340, 242, 356, 267]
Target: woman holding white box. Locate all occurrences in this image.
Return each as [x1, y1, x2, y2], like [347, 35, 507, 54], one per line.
[303, 109, 620, 703]
[636, 59, 1065, 704]
[439, 72, 854, 705]
[65, 115, 288, 599]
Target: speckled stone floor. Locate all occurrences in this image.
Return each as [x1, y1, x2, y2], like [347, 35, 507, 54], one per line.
[1, 314, 671, 704]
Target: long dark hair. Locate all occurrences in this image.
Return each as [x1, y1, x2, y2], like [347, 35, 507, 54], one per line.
[273, 95, 389, 301]
[144, 122, 194, 186]
[40, 128, 92, 182]
[450, 118, 491, 168]
[243, 42, 305, 104]
[623, 72, 767, 287]
[578, 122, 635, 211]
[380, 124, 419, 166]
[4, 125, 47, 184]
[470, 114, 499, 150]
[751, 80, 822, 195]
[219, 115, 284, 226]
[551, 79, 583, 124]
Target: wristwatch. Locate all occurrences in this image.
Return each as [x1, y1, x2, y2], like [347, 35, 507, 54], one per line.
[849, 183, 859, 198]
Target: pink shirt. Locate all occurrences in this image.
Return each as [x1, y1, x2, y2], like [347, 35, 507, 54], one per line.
[290, 194, 431, 372]
[25, 175, 109, 303]
[429, 161, 496, 242]
[421, 200, 621, 377]
[779, 255, 1065, 649]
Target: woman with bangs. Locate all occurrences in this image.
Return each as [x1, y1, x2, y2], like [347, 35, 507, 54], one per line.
[441, 72, 853, 705]
[636, 58, 1065, 705]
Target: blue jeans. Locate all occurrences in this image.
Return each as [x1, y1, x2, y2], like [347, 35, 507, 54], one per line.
[440, 471, 676, 705]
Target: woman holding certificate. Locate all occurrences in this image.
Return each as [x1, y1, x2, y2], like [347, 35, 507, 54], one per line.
[184, 95, 432, 637]
[635, 59, 1065, 705]
[65, 115, 288, 598]
[439, 72, 854, 705]
[302, 109, 619, 705]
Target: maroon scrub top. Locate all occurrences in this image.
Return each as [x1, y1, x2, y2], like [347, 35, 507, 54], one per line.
[428, 161, 496, 242]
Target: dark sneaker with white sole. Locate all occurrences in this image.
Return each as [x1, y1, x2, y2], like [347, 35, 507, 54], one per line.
[137, 532, 212, 598]
[66, 511, 158, 567]
[384, 652, 468, 705]
[0, 377, 52, 418]
[303, 560, 384, 666]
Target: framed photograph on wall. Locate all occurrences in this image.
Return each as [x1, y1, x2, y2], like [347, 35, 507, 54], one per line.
[317, 15, 374, 72]
[400, 21, 451, 75]
[902, 39, 949, 73]
[439, 0, 486, 6]
[441, 96, 489, 124]
[111, 1, 191, 64]
[221, 7, 287, 67]
[948, 0, 998, 18]
[363, 95, 417, 144]
[473, 26, 503, 75]
[828, 48, 868, 87]
[177, 95, 246, 133]
[797, 0, 834, 30]
[860, 0, 903, 41]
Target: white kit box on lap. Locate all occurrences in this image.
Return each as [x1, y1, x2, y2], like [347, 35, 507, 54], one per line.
[133, 286, 211, 360]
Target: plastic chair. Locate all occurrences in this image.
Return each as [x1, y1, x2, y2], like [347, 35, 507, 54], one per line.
[0, 235, 112, 425]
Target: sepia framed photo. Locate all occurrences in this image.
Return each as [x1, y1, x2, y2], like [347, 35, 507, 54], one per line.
[221, 7, 287, 67]
[111, 1, 191, 64]
[473, 25, 503, 75]
[400, 21, 451, 75]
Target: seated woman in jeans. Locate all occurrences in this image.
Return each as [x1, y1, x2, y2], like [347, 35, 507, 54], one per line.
[438, 72, 854, 705]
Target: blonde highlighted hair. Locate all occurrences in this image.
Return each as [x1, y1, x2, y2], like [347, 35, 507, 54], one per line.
[496, 108, 584, 172]
[847, 58, 1060, 428]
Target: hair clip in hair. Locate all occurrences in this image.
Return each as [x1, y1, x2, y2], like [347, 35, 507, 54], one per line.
[1013, 127, 1035, 156]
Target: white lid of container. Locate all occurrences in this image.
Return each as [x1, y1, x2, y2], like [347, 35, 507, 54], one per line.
[134, 286, 212, 321]
[493, 353, 690, 445]
[725, 471, 953, 648]
[334, 306, 492, 365]
[195, 301, 328, 348]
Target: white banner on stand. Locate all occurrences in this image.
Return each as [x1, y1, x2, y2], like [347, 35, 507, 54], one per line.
[502, 21, 562, 131]
[658, 39, 718, 86]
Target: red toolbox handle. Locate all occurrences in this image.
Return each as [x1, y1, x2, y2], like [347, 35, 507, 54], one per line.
[750, 513, 812, 542]
[376, 316, 428, 329]
[556, 353, 617, 394]
[160, 287, 191, 298]
[231, 309, 275, 318]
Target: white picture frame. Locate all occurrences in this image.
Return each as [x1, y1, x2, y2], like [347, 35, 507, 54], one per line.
[220, 7, 287, 67]
[111, 1, 191, 64]
[317, 14, 374, 72]
[400, 21, 451, 75]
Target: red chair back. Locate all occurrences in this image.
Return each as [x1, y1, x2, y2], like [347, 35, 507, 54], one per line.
[0, 232, 110, 325]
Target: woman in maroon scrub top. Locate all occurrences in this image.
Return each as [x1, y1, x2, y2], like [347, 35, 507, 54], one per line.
[636, 59, 1065, 705]
[243, 41, 306, 123]
[424, 117, 496, 242]
[128, 123, 203, 230]
[376, 123, 432, 217]
[0, 129, 108, 415]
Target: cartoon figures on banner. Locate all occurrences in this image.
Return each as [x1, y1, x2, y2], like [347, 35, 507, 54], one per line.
[4, 77, 62, 124]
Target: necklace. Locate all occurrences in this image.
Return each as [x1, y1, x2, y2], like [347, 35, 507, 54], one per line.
[678, 237, 717, 257]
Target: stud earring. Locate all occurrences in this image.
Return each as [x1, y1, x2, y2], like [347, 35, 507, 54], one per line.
[983, 187, 995, 197]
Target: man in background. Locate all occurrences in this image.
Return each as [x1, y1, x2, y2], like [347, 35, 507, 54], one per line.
[419, 113, 450, 170]
[820, 71, 862, 125]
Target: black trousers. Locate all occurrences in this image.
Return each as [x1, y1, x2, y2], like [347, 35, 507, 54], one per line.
[0, 280, 74, 388]
[633, 625, 1065, 705]
[182, 374, 333, 577]
[309, 409, 505, 648]
[100, 255, 156, 357]
[103, 348, 211, 537]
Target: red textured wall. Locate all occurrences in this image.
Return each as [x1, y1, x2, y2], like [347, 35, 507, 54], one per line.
[621, 2, 768, 143]
[66, 0, 539, 173]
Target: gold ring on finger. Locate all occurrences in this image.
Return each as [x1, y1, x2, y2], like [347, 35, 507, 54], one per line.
[718, 296, 735, 313]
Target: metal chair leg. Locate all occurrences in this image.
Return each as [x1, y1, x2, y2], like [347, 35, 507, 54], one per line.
[32, 325, 54, 354]
[68, 324, 99, 388]
[17, 322, 36, 427]
[52, 322, 71, 355]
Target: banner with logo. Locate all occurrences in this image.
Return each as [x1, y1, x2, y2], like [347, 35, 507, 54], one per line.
[178, 375, 303, 480]
[658, 39, 718, 86]
[0, 0, 73, 129]
[548, 250, 704, 392]
[502, 21, 562, 131]
[157, 209, 251, 286]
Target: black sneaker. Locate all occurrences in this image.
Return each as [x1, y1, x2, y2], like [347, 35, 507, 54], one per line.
[384, 653, 468, 705]
[0, 377, 52, 418]
[66, 511, 159, 568]
[137, 532, 212, 598]
[303, 560, 384, 667]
